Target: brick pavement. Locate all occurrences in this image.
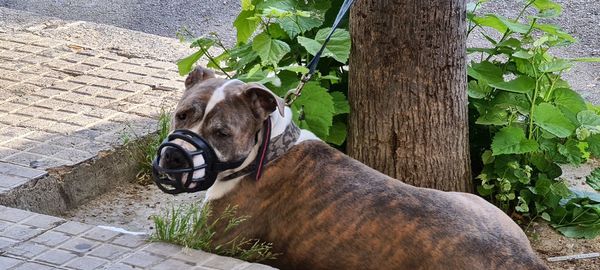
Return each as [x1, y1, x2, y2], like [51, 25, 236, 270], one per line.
[0, 32, 182, 179]
[0, 206, 275, 270]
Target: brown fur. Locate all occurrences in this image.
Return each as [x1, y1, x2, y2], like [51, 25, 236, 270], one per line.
[207, 142, 548, 270]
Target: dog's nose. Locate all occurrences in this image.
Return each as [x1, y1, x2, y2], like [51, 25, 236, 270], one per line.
[162, 147, 189, 169]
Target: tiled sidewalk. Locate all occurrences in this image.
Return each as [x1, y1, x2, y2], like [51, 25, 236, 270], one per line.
[0, 206, 274, 270]
[0, 32, 182, 188]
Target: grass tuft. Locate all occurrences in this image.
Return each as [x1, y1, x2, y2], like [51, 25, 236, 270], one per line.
[122, 108, 171, 185]
[150, 203, 277, 263]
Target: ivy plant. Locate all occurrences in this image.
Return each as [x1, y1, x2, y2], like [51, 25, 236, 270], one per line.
[177, 0, 350, 145]
[468, 0, 600, 238]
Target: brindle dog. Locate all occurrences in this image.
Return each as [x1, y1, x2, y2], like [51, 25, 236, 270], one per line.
[161, 66, 548, 270]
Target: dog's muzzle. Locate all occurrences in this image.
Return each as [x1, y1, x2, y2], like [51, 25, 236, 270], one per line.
[151, 129, 244, 194]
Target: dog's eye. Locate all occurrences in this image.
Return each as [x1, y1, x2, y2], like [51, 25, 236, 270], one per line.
[176, 112, 187, 121]
[216, 128, 230, 138]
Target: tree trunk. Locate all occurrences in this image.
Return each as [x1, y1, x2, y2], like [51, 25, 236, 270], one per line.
[348, 0, 472, 192]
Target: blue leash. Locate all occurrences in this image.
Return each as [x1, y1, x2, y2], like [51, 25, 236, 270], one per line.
[284, 0, 356, 106]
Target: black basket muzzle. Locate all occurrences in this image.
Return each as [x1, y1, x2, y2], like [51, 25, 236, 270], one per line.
[151, 129, 244, 194]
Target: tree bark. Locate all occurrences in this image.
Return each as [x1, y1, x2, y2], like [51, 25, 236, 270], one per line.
[348, 0, 472, 192]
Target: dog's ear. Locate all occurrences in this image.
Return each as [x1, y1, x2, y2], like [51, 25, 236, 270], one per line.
[243, 83, 285, 119]
[185, 66, 215, 89]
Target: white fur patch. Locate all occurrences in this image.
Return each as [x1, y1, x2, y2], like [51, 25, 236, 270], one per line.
[295, 129, 320, 144]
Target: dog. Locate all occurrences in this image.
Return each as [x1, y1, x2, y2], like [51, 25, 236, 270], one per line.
[158, 66, 548, 270]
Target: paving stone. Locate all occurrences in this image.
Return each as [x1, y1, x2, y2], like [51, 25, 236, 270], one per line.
[117, 83, 151, 92]
[60, 237, 101, 254]
[34, 98, 72, 111]
[146, 61, 175, 70]
[50, 81, 85, 91]
[1, 224, 44, 241]
[91, 77, 126, 89]
[26, 143, 66, 156]
[82, 227, 120, 242]
[33, 157, 70, 169]
[60, 53, 89, 63]
[0, 40, 25, 50]
[53, 221, 93, 236]
[0, 236, 18, 249]
[31, 230, 71, 247]
[35, 248, 78, 265]
[52, 148, 93, 163]
[65, 256, 108, 270]
[42, 122, 82, 134]
[4, 241, 49, 259]
[11, 95, 46, 106]
[122, 58, 152, 66]
[106, 101, 140, 113]
[11, 261, 55, 270]
[71, 129, 103, 140]
[63, 64, 97, 76]
[2, 152, 45, 167]
[0, 174, 29, 188]
[18, 118, 59, 130]
[0, 255, 21, 269]
[0, 206, 35, 222]
[121, 251, 164, 268]
[44, 59, 75, 70]
[111, 234, 147, 249]
[106, 263, 137, 270]
[14, 44, 46, 54]
[96, 89, 133, 100]
[201, 255, 249, 270]
[72, 85, 105, 96]
[150, 259, 197, 270]
[81, 57, 112, 67]
[2, 138, 40, 151]
[19, 55, 53, 66]
[105, 62, 138, 73]
[0, 50, 30, 61]
[63, 114, 101, 127]
[47, 135, 88, 148]
[88, 243, 131, 261]
[0, 162, 46, 178]
[0, 102, 27, 113]
[7, 83, 42, 96]
[78, 141, 111, 153]
[22, 214, 64, 230]
[14, 106, 54, 117]
[0, 114, 30, 126]
[23, 130, 60, 142]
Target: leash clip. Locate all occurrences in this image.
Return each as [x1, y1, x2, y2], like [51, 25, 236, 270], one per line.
[284, 73, 312, 106]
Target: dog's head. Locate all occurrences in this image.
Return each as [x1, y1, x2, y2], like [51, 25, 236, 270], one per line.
[159, 66, 285, 173]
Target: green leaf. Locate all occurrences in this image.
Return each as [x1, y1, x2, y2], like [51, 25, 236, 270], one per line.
[493, 92, 531, 115]
[556, 224, 600, 239]
[512, 50, 533, 59]
[538, 59, 572, 73]
[491, 126, 539, 155]
[475, 104, 508, 126]
[468, 80, 492, 99]
[533, 24, 575, 43]
[467, 61, 503, 83]
[252, 33, 291, 65]
[326, 121, 347, 145]
[177, 50, 203, 76]
[473, 14, 530, 34]
[588, 134, 600, 157]
[577, 110, 600, 130]
[558, 139, 586, 165]
[241, 0, 254, 10]
[553, 88, 587, 118]
[330, 92, 350, 115]
[279, 14, 323, 38]
[297, 28, 351, 63]
[570, 57, 600, 62]
[533, 103, 576, 138]
[586, 168, 600, 191]
[291, 82, 335, 138]
[489, 76, 535, 94]
[234, 10, 259, 44]
[541, 212, 551, 221]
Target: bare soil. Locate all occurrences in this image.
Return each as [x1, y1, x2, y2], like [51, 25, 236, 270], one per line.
[62, 183, 203, 233]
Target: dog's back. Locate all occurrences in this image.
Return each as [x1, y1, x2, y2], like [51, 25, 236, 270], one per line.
[208, 141, 547, 270]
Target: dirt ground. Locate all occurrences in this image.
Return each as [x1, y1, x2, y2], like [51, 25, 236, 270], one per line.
[62, 183, 202, 233]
